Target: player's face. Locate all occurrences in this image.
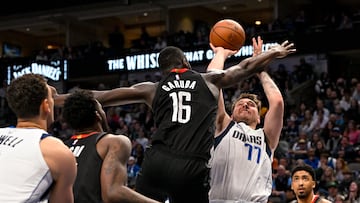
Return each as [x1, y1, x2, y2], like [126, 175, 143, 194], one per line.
[291, 171, 315, 199]
[231, 98, 259, 124]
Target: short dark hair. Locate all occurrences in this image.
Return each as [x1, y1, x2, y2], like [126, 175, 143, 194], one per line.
[6, 73, 48, 119]
[62, 89, 98, 130]
[291, 164, 316, 181]
[158, 46, 186, 71]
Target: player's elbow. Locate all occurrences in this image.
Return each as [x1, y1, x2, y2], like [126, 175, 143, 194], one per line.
[102, 187, 128, 203]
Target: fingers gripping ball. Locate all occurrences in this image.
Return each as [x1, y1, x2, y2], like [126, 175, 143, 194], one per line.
[209, 19, 246, 51]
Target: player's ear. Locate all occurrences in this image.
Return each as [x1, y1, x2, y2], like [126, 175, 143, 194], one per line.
[312, 180, 316, 189]
[42, 98, 51, 115]
[182, 58, 191, 69]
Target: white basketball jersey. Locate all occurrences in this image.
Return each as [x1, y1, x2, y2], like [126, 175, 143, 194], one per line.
[208, 121, 273, 203]
[0, 127, 53, 202]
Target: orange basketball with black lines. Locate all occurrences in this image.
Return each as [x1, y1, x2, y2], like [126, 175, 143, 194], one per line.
[209, 19, 246, 51]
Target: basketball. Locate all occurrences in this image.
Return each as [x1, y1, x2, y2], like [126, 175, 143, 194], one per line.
[209, 19, 246, 51]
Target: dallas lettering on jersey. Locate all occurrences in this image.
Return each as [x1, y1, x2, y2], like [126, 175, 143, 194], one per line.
[232, 130, 262, 145]
[69, 145, 85, 157]
[0, 135, 23, 148]
[162, 80, 196, 91]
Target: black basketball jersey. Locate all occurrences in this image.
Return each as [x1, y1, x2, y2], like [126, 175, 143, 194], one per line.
[152, 68, 217, 160]
[64, 132, 107, 203]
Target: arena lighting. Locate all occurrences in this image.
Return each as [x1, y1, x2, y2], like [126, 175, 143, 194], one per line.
[255, 20, 261, 25]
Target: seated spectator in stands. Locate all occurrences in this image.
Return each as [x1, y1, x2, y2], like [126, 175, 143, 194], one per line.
[314, 139, 329, 158]
[337, 12, 353, 30]
[35, 49, 48, 61]
[283, 113, 299, 144]
[289, 137, 309, 160]
[153, 36, 167, 51]
[298, 109, 313, 135]
[304, 148, 320, 169]
[127, 156, 141, 189]
[326, 181, 340, 202]
[352, 82, 360, 102]
[317, 166, 337, 195]
[315, 72, 332, 100]
[339, 88, 352, 112]
[326, 127, 343, 157]
[334, 157, 350, 182]
[345, 99, 360, 123]
[108, 25, 125, 56]
[134, 127, 149, 150]
[333, 105, 346, 129]
[313, 98, 330, 121]
[338, 169, 355, 195]
[308, 108, 329, 133]
[333, 136, 356, 163]
[344, 180, 360, 202]
[343, 120, 360, 145]
[271, 164, 291, 203]
[131, 143, 144, 166]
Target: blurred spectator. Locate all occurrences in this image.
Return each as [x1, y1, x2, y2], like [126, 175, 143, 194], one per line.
[289, 137, 309, 160]
[339, 88, 352, 112]
[153, 36, 167, 51]
[127, 156, 140, 189]
[334, 157, 350, 182]
[298, 109, 313, 135]
[271, 164, 291, 202]
[313, 98, 330, 122]
[108, 25, 125, 56]
[318, 166, 337, 195]
[308, 108, 329, 133]
[326, 181, 340, 202]
[337, 12, 353, 30]
[343, 120, 360, 145]
[35, 49, 48, 61]
[304, 147, 320, 169]
[333, 136, 356, 163]
[344, 181, 360, 203]
[315, 72, 332, 99]
[338, 169, 355, 195]
[326, 127, 343, 157]
[352, 82, 360, 103]
[314, 139, 329, 158]
[134, 127, 149, 150]
[131, 143, 144, 166]
[345, 99, 360, 122]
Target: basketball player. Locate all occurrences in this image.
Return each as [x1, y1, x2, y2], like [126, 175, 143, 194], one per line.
[291, 164, 331, 203]
[55, 42, 295, 203]
[207, 37, 288, 202]
[62, 89, 160, 203]
[0, 73, 77, 202]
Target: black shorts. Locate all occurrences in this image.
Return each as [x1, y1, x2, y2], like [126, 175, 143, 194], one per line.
[135, 146, 210, 203]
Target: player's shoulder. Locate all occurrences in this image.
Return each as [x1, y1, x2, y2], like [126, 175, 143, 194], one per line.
[318, 198, 332, 203]
[101, 133, 131, 148]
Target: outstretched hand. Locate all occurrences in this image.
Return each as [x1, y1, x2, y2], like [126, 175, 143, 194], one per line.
[252, 36, 263, 57]
[210, 43, 238, 58]
[269, 40, 296, 58]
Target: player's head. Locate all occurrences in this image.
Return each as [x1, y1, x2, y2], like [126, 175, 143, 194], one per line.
[231, 93, 261, 125]
[291, 164, 316, 199]
[62, 89, 108, 132]
[7, 73, 54, 123]
[158, 46, 191, 73]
